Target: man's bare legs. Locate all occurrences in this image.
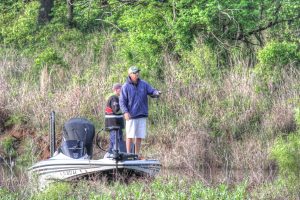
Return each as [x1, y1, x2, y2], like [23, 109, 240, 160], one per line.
[126, 138, 133, 153]
[134, 138, 142, 154]
[126, 138, 142, 154]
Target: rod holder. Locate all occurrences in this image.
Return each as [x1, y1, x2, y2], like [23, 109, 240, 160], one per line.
[49, 111, 56, 157]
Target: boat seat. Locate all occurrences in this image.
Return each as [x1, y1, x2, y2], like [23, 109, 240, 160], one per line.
[60, 140, 84, 159]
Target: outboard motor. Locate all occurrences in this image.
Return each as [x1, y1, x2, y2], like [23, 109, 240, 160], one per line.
[61, 118, 95, 159]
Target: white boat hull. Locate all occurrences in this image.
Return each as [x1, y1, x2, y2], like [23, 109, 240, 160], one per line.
[28, 153, 161, 188]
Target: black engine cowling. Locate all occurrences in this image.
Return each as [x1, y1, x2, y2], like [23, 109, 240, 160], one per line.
[61, 118, 95, 159]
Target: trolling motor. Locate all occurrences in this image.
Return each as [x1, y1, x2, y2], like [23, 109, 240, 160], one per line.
[105, 126, 138, 161]
[108, 126, 125, 161]
[104, 126, 121, 160]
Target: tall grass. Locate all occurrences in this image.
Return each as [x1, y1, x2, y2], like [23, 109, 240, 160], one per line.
[0, 38, 299, 198]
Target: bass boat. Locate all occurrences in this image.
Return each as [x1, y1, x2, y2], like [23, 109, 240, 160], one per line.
[28, 112, 161, 188]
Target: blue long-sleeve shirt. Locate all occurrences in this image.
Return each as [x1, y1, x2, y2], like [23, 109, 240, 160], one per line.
[120, 77, 158, 119]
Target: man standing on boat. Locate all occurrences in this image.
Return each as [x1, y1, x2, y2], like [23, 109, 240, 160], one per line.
[105, 83, 126, 153]
[120, 66, 161, 158]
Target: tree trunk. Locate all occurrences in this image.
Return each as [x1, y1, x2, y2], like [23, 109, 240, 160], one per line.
[67, 0, 74, 27]
[38, 0, 54, 24]
[101, 0, 108, 6]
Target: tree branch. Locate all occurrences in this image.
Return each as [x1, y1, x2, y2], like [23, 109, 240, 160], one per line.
[234, 15, 300, 41]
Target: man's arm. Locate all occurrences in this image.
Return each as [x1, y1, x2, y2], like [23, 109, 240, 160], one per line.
[145, 81, 161, 98]
[119, 84, 131, 120]
[119, 85, 129, 113]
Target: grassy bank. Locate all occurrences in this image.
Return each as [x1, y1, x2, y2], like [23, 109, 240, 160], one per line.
[0, 44, 299, 198]
[1, 172, 249, 200]
[0, 1, 300, 198]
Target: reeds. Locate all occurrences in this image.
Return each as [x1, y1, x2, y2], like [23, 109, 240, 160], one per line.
[0, 41, 299, 198]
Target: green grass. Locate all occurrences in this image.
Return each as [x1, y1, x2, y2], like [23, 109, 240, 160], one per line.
[1, 177, 248, 200]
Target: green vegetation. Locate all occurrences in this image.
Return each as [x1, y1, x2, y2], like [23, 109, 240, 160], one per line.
[33, 182, 73, 200]
[0, 187, 18, 200]
[254, 41, 300, 92]
[265, 108, 300, 196]
[272, 132, 300, 179]
[7, 177, 248, 199]
[0, 136, 17, 158]
[0, 0, 299, 199]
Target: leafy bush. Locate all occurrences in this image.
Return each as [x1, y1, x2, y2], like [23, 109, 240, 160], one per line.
[17, 138, 37, 167]
[259, 107, 300, 198]
[56, 28, 86, 50]
[254, 41, 300, 91]
[34, 47, 66, 70]
[5, 113, 28, 128]
[0, 136, 17, 157]
[258, 41, 299, 67]
[271, 108, 300, 180]
[29, 47, 68, 85]
[181, 43, 219, 80]
[271, 133, 300, 178]
[2, 2, 39, 49]
[116, 2, 172, 72]
[173, 0, 218, 50]
[73, 1, 104, 30]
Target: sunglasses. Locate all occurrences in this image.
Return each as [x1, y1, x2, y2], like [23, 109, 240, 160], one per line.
[132, 71, 139, 74]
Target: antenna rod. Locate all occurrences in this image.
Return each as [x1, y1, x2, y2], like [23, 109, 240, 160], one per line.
[50, 111, 56, 157]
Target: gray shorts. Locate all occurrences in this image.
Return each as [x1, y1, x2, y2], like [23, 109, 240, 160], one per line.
[125, 118, 147, 139]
